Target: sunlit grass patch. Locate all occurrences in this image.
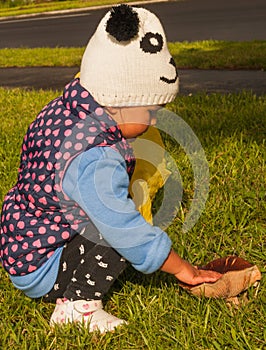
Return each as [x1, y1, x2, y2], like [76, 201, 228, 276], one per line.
[0, 0, 141, 17]
[1, 41, 266, 69]
[0, 88, 265, 349]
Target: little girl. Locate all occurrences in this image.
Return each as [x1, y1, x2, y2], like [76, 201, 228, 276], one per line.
[0, 4, 221, 333]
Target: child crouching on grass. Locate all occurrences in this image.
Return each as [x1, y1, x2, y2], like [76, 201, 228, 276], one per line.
[0, 4, 221, 333]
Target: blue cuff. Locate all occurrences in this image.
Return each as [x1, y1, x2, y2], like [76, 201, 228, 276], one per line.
[9, 247, 63, 298]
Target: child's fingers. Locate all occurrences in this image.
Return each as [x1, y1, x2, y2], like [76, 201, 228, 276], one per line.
[197, 269, 222, 283]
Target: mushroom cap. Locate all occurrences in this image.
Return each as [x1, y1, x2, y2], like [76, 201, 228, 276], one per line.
[179, 256, 262, 298]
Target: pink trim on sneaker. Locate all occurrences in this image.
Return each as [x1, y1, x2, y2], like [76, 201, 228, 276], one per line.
[50, 298, 127, 333]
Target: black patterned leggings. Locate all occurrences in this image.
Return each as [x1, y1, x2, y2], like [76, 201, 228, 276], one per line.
[44, 227, 128, 302]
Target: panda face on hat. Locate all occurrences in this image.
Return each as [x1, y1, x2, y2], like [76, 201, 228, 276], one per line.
[80, 4, 179, 106]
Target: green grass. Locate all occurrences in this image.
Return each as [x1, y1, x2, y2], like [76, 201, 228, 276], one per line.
[0, 0, 147, 17]
[0, 88, 265, 349]
[169, 40, 266, 70]
[0, 47, 84, 67]
[1, 40, 266, 69]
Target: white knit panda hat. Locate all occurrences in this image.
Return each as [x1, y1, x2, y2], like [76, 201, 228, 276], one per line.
[80, 4, 179, 107]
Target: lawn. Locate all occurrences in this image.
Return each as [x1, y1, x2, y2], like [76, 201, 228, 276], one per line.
[0, 0, 148, 17]
[0, 87, 265, 349]
[1, 40, 266, 70]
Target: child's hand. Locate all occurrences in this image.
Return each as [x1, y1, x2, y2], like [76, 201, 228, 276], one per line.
[160, 249, 222, 285]
[174, 261, 222, 286]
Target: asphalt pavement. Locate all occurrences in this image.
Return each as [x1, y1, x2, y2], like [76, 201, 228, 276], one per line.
[0, 67, 265, 95]
[1, 0, 265, 47]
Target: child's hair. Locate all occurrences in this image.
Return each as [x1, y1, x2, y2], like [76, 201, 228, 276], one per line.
[80, 4, 179, 107]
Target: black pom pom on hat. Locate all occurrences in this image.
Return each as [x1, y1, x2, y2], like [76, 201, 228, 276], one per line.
[106, 4, 140, 42]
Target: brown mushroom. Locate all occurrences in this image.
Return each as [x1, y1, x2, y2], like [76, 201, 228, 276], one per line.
[179, 256, 262, 304]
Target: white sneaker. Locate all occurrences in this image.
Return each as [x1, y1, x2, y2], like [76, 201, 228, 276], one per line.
[50, 298, 127, 333]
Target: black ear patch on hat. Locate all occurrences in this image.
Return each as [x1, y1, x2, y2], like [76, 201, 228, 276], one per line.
[106, 4, 139, 42]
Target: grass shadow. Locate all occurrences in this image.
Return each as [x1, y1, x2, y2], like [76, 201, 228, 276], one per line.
[169, 40, 266, 70]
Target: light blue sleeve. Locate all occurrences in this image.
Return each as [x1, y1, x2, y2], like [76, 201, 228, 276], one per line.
[62, 146, 172, 274]
[9, 247, 63, 298]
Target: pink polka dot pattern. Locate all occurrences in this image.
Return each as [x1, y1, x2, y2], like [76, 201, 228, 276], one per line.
[0, 79, 135, 276]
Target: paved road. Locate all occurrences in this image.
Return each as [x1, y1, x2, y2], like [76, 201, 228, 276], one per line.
[0, 0, 266, 48]
[1, 67, 265, 95]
